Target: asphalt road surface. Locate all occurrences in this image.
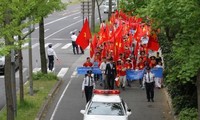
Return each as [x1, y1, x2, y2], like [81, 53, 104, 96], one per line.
[0, 2, 174, 120]
[0, 2, 107, 111]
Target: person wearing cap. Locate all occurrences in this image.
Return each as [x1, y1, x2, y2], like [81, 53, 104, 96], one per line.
[47, 44, 58, 71]
[82, 70, 95, 103]
[143, 67, 155, 102]
[71, 32, 79, 55]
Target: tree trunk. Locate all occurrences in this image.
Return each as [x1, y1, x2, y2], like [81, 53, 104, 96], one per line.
[91, 0, 95, 32]
[108, 0, 112, 21]
[197, 69, 200, 119]
[18, 36, 24, 103]
[4, 9, 15, 120]
[96, 0, 102, 24]
[39, 17, 47, 74]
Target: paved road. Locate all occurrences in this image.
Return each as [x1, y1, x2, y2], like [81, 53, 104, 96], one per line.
[44, 51, 174, 120]
[0, 3, 107, 111]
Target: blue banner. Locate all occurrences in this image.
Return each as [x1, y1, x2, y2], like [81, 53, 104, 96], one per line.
[151, 67, 163, 78]
[126, 69, 145, 80]
[77, 67, 102, 74]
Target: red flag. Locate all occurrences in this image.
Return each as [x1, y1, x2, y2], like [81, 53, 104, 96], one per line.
[134, 42, 139, 57]
[92, 34, 97, 49]
[90, 43, 94, 58]
[76, 18, 92, 50]
[147, 34, 160, 51]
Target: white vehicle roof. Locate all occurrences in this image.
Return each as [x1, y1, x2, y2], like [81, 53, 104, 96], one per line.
[92, 92, 121, 103]
[84, 115, 126, 120]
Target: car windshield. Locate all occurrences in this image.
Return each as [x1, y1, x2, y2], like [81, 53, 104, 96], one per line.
[87, 102, 124, 116]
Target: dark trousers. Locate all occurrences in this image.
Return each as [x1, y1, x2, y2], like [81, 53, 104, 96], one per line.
[107, 75, 115, 90]
[72, 41, 79, 54]
[85, 86, 93, 103]
[80, 46, 84, 54]
[145, 82, 154, 100]
[48, 55, 54, 71]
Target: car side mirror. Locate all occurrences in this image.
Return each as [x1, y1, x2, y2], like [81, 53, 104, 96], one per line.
[127, 108, 131, 112]
[80, 110, 85, 114]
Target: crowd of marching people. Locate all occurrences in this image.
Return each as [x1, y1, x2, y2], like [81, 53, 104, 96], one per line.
[81, 11, 164, 102]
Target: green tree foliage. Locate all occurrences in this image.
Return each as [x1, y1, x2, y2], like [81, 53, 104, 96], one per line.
[135, 0, 200, 118]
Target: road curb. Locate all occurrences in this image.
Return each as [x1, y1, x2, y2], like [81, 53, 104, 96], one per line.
[163, 88, 178, 120]
[35, 78, 63, 120]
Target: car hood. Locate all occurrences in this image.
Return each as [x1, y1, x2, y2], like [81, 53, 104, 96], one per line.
[84, 115, 127, 120]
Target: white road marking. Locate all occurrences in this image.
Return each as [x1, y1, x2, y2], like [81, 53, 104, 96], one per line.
[45, 29, 49, 32]
[73, 16, 80, 19]
[52, 43, 62, 49]
[32, 43, 39, 49]
[45, 20, 82, 39]
[71, 69, 77, 78]
[57, 68, 69, 78]
[33, 68, 41, 73]
[61, 43, 72, 49]
[45, 43, 52, 48]
[50, 74, 73, 120]
[22, 43, 29, 48]
[70, 29, 77, 34]
[35, 12, 81, 30]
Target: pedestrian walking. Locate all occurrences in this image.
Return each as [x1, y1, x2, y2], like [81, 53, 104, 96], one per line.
[71, 32, 79, 54]
[47, 44, 58, 71]
[82, 70, 95, 103]
[105, 57, 117, 90]
[99, 57, 107, 88]
[143, 67, 155, 102]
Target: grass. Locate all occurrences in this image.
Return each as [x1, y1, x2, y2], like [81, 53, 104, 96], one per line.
[0, 72, 58, 120]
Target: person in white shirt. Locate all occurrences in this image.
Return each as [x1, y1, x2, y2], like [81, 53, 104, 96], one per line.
[143, 67, 155, 102]
[141, 34, 149, 45]
[154, 61, 163, 89]
[99, 57, 107, 88]
[71, 32, 79, 54]
[82, 70, 95, 103]
[47, 44, 58, 71]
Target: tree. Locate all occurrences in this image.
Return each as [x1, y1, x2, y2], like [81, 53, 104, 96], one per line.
[137, 0, 200, 118]
[33, 0, 65, 74]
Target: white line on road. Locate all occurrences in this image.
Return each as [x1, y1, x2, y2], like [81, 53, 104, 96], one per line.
[70, 29, 77, 34]
[45, 29, 49, 32]
[61, 43, 72, 49]
[50, 75, 73, 120]
[32, 43, 39, 49]
[33, 68, 41, 73]
[52, 43, 62, 49]
[73, 16, 80, 19]
[57, 68, 69, 78]
[45, 20, 82, 39]
[35, 12, 81, 30]
[45, 43, 52, 48]
[22, 43, 29, 48]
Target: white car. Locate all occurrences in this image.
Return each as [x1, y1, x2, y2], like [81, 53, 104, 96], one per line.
[103, 1, 117, 13]
[80, 90, 132, 120]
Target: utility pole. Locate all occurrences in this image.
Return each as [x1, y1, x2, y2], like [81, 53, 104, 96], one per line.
[29, 17, 33, 96]
[81, 0, 92, 25]
[91, 0, 95, 32]
[108, 0, 112, 21]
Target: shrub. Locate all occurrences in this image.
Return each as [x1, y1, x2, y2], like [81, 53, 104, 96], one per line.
[179, 108, 197, 120]
[32, 72, 58, 81]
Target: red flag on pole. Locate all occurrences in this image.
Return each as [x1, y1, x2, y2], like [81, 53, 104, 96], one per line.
[76, 18, 92, 50]
[147, 34, 160, 51]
